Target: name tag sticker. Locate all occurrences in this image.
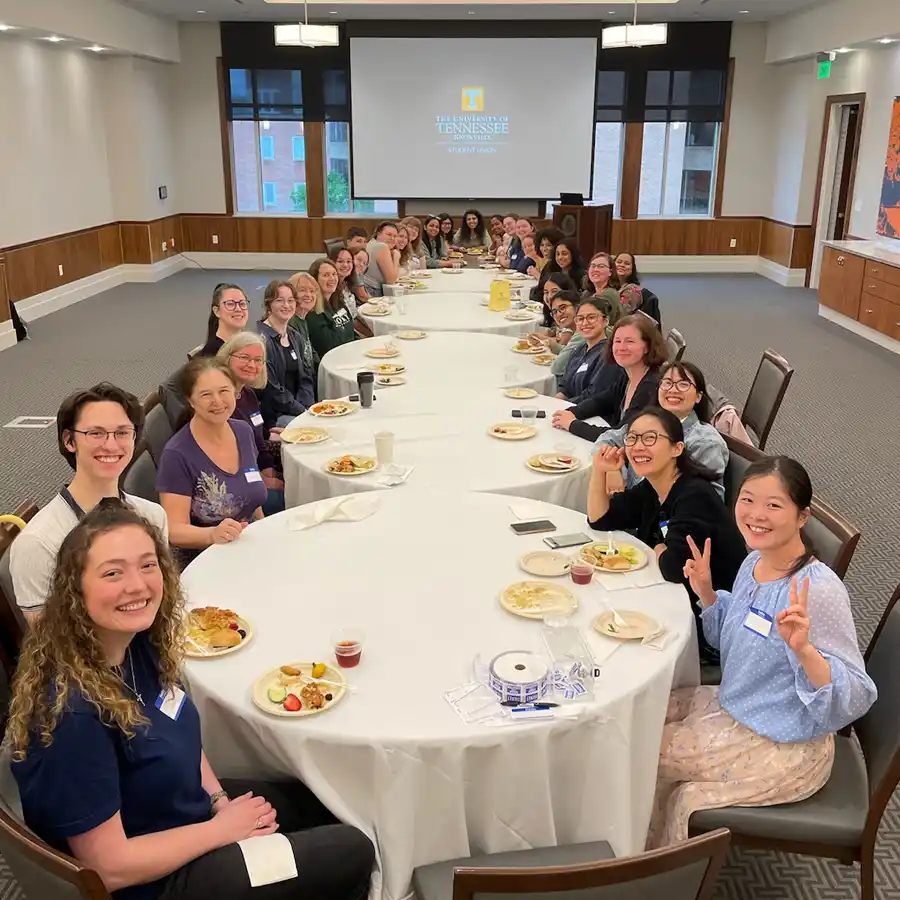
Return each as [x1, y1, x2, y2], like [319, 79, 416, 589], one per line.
[156, 687, 186, 721]
[576, 362, 590, 373]
[250, 412, 264, 427]
[659, 519, 669, 538]
[290, 350, 298, 360]
[244, 468, 263, 483]
[743, 607, 773, 638]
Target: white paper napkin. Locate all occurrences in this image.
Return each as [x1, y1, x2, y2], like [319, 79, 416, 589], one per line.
[585, 629, 625, 667]
[508, 501, 547, 520]
[641, 627, 670, 651]
[592, 568, 669, 592]
[237, 833, 298, 887]
[289, 495, 380, 530]
[375, 464, 415, 486]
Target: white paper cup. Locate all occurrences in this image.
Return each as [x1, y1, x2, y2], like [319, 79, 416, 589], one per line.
[375, 431, 395, 465]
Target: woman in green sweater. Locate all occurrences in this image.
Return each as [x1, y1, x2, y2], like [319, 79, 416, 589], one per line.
[304, 257, 358, 359]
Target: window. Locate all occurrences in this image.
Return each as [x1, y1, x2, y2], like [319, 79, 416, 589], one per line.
[232, 120, 307, 214]
[547, 122, 624, 215]
[292, 136, 305, 162]
[324, 122, 397, 216]
[263, 182, 277, 208]
[260, 135, 275, 161]
[638, 121, 719, 217]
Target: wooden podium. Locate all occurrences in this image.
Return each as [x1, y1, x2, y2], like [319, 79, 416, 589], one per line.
[552, 204, 614, 256]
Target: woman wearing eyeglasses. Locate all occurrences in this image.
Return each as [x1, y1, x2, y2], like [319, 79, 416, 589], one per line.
[556, 298, 623, 404]
[257, 281, 316, 431]
[583, 253, 624, 332]
[217, 333, 284, 517]
[199, 285, 249, 357]
[594, 360, 729, 498]
[588, 406, 746, 665]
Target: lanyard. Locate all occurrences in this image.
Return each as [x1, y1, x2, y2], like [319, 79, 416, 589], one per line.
[59, 487, 125, 521]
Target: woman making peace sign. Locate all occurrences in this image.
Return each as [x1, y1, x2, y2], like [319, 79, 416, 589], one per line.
[648, 455, 877, 849]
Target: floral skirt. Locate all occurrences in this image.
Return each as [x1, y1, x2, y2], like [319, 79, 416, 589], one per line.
[647, 685, 834, 849]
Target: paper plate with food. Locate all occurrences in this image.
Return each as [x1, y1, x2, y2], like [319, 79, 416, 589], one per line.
[503, 387, 538, 399]
[532, 353, 555, 366]
[511, 339, 545, 355]
[481, 264, 502, 270]
[325, 455, 377, 476]
[280, 426, 329, 445]
[468, 247, 485, 255]
[365, 345, 401, 359]
[184, 607, 252, 658]
[488, 422, 537, 441]
[310, 401, 355, 417]
[376, 375, 406, 386]
[526, 453, 580, 474]
[518, 551, 572, 578]
[359, 302, 392, 317]
[448, 251, 464, 258]
[500, 581, 577, 620]
[396, 330, 426, 340]
[502, 272, 528, 281]
[579, 541, 648, 573]
[593, 610, 659, 641]
[370, 363, 405, 375]
[504, 310, 535, 321]
[252, 662, 347, 718]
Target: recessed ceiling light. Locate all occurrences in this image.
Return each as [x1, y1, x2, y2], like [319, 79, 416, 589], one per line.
[468, 10, 475, 14]
[87, 45, 104, 52]
[329, 9, 338, 13]
[44, 35, 64, 42]
[0, 23, 13, 31]
[876, 37, 895, 44]
[834, 47, 853, 53]
[739, 9, 749, 13]
[197, 9, 206, 13]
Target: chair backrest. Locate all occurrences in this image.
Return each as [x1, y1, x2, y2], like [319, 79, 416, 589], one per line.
[0, 502, 38, 681]
[142, 404, 174, 467]
[123, 450, 159, 504]
[665, 328, 686, 363]
[854, 583, 900, 849]
[187, 344, 204, 361]
[721, 434, 764, 510]
[740, 349, 794, 450]
[324, 236, 345, 256]
[141, 389, 161, 417]
[0, 789, 111, 900]
[452, 829, 731, 900]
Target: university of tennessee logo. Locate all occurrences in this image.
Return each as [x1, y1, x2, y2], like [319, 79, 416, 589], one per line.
[461, 87, 484, 112]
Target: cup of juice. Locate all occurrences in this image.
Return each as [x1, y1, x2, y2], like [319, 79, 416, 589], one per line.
[332, 628, 365, 668]
[570, 563, 593, 586]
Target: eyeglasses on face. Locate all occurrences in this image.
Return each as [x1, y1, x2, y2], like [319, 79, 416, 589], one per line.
[220, 299, 249, 312]
[624, 430, 673, 448]
[660, 377, 697, 392]
[72, 427, 136, 444]
[574, 314, 603, 325]
[589, 262, 610, 270]
[230, 353, 264, 366]
[552, 305, 573, 316]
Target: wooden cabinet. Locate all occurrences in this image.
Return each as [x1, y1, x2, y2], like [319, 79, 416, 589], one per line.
[818, 246, 865, 319]
[865, 259, 900, 288]
[859, 293, 900, 342]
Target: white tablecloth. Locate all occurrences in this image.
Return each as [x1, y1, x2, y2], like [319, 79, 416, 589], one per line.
[282, 389, 602, 511]
[409, 267, 536, 295]
[361, 292, 541, 338]
[318, 333, 556, 401]
[182, 489, 699, 900]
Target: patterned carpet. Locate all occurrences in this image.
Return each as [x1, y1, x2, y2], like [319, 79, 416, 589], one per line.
[1, 269, 899, 899]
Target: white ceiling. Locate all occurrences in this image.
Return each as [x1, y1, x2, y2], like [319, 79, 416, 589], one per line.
[117, 0, 826, 23]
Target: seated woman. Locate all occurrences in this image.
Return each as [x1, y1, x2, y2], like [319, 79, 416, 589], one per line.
[345, 225, 369, 254]
[549, 238, 587, 290]
[157, 357, 267, 564]
[513, 233, 542, 275]
[257, 280, 315, 429]
[546, 291, 585, 387]
[498, 218, 534, 270]
[198, 284, 249, 357]
[328, 246, 373, 339]
[552, 313, 667, 441]
[395, 225, 416, 276]
[526, 228, 563, 278]
[595, 360, 728, 498]
[588, 407, 747, 666]
[9, 501, 375, 900]
[438, 213, 455, 248]
[615, 251, 661, 326]
[287, 272, 321, 379]
[353, 247, 369, 280]
[362, 222, 400, 297]
[420, 216, 452, 269]
[217, 333, 284, 516]
[556, 298, 623, 404]
[488, 215, 506, 253]
[584, 253, 624, 330]
[453, 209, 492, 249]
[10, 383, 167, 621]
[400, 216, 427, 268]
[306, 258, 357, 359]
[649, 455, 877, 848]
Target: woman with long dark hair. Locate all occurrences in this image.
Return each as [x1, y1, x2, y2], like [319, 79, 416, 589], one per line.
[546, 237, 587, 289]
[328, 244, 373, 339]
[647, 455, 876, 848]
[615, 251, 661, 326]
[452, 209, 491, 249]
[420, 216, 452, 269]
[199, 284, 249, 357]
[556, 297, 618, 404]
[7, 501, 375, 900]
[438, 214, 454, 247]
[306, 257, 357, 357]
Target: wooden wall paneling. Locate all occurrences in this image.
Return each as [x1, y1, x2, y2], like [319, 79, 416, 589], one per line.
[120, 224, 152, 265]
[619, 122, 644, 220]
[790, 226, 813, 271]
[180, 216, 240, 253]
[611, 218, 761, 257]
[759, 219, 794, 267]
[5, 231, 102, 301]
[216, 58, 235, 218]
[98, 225, 123, 270]
[713, 58, 735, 220]
[0, 259, 9, 322]
[304, 122, 326, 219]
[149, 216, 185, 263]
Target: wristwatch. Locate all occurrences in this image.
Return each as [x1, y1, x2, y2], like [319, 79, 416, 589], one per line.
[209, 789, 229, 809]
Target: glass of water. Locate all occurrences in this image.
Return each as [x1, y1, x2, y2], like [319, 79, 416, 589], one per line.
[520, 406, 538, 426]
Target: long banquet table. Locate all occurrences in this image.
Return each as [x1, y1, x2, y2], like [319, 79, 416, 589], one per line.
[182, 489, 699, 900]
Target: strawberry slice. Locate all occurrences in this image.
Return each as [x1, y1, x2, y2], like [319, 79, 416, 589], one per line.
[283, 694, 302, 712]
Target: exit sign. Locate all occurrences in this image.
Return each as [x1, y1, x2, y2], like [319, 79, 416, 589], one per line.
[818, 59, 832, 79]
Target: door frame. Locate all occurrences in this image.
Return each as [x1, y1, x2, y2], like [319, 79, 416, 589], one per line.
[807, 92, 866, 288]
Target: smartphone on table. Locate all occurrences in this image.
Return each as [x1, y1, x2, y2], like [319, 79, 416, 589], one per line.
[510, 520, 556, 536]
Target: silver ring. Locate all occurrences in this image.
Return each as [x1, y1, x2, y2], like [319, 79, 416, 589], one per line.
[255, 817, 264, 829]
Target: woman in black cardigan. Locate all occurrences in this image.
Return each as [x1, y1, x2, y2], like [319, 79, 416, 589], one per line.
[551, 314, 668, 442]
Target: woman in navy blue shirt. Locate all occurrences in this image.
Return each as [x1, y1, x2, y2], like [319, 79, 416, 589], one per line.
[7, 501, 374, 900]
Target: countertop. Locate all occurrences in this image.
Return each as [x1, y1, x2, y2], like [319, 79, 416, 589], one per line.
[822, 239, 900, 268]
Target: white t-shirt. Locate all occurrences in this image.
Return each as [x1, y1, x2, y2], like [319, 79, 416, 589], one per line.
[9, 493, 168, 611]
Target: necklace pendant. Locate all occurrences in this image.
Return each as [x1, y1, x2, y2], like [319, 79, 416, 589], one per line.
[136, 692, 143, 705]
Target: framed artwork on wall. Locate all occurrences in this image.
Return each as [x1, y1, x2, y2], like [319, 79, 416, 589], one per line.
[877, 96, 900, 238]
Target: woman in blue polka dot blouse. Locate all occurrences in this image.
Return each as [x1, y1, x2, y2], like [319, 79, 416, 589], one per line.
[648, 455, 877, 848]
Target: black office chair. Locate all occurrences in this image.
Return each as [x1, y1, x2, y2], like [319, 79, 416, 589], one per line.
[123, 451, 159, 504]
[324, 237, 345, 256]
[740, 349, 794, 450]
[665, 328, 686, 363]
[142, 405, 174, 468]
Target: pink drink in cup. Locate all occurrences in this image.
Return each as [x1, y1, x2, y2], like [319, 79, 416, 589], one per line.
[333, 628, 364, 668]
[570, 563, 593, 586]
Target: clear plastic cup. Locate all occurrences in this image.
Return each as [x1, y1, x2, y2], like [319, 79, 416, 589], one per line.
[570, 563, 594, 586]
[503, 365, 518, 386]
[332, 628, 365, 668]
[520, 406, 538, 425]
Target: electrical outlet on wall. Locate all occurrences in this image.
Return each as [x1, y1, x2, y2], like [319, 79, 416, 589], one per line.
[212, 234, 219, 245]
[162, 241, 168, 252]
[730, 238, 737, 248]
[58, 264, 64, 276]
[170, 237, 176, 249]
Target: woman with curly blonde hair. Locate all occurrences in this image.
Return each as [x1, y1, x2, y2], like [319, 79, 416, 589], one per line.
[7, 500, 374, 900]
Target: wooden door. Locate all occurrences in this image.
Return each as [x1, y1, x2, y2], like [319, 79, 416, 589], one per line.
[818, 247, 845, 312]
[839, 251, 865, 319]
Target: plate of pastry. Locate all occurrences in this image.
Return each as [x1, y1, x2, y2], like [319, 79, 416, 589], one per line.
[532, 353, 555, 366]
[184, 607, 253, 658]
[252, 662, 348, 717]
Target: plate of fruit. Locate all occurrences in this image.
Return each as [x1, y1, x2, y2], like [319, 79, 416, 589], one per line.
[184, 606, 252, 658]
[252, 662, 348, 717]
